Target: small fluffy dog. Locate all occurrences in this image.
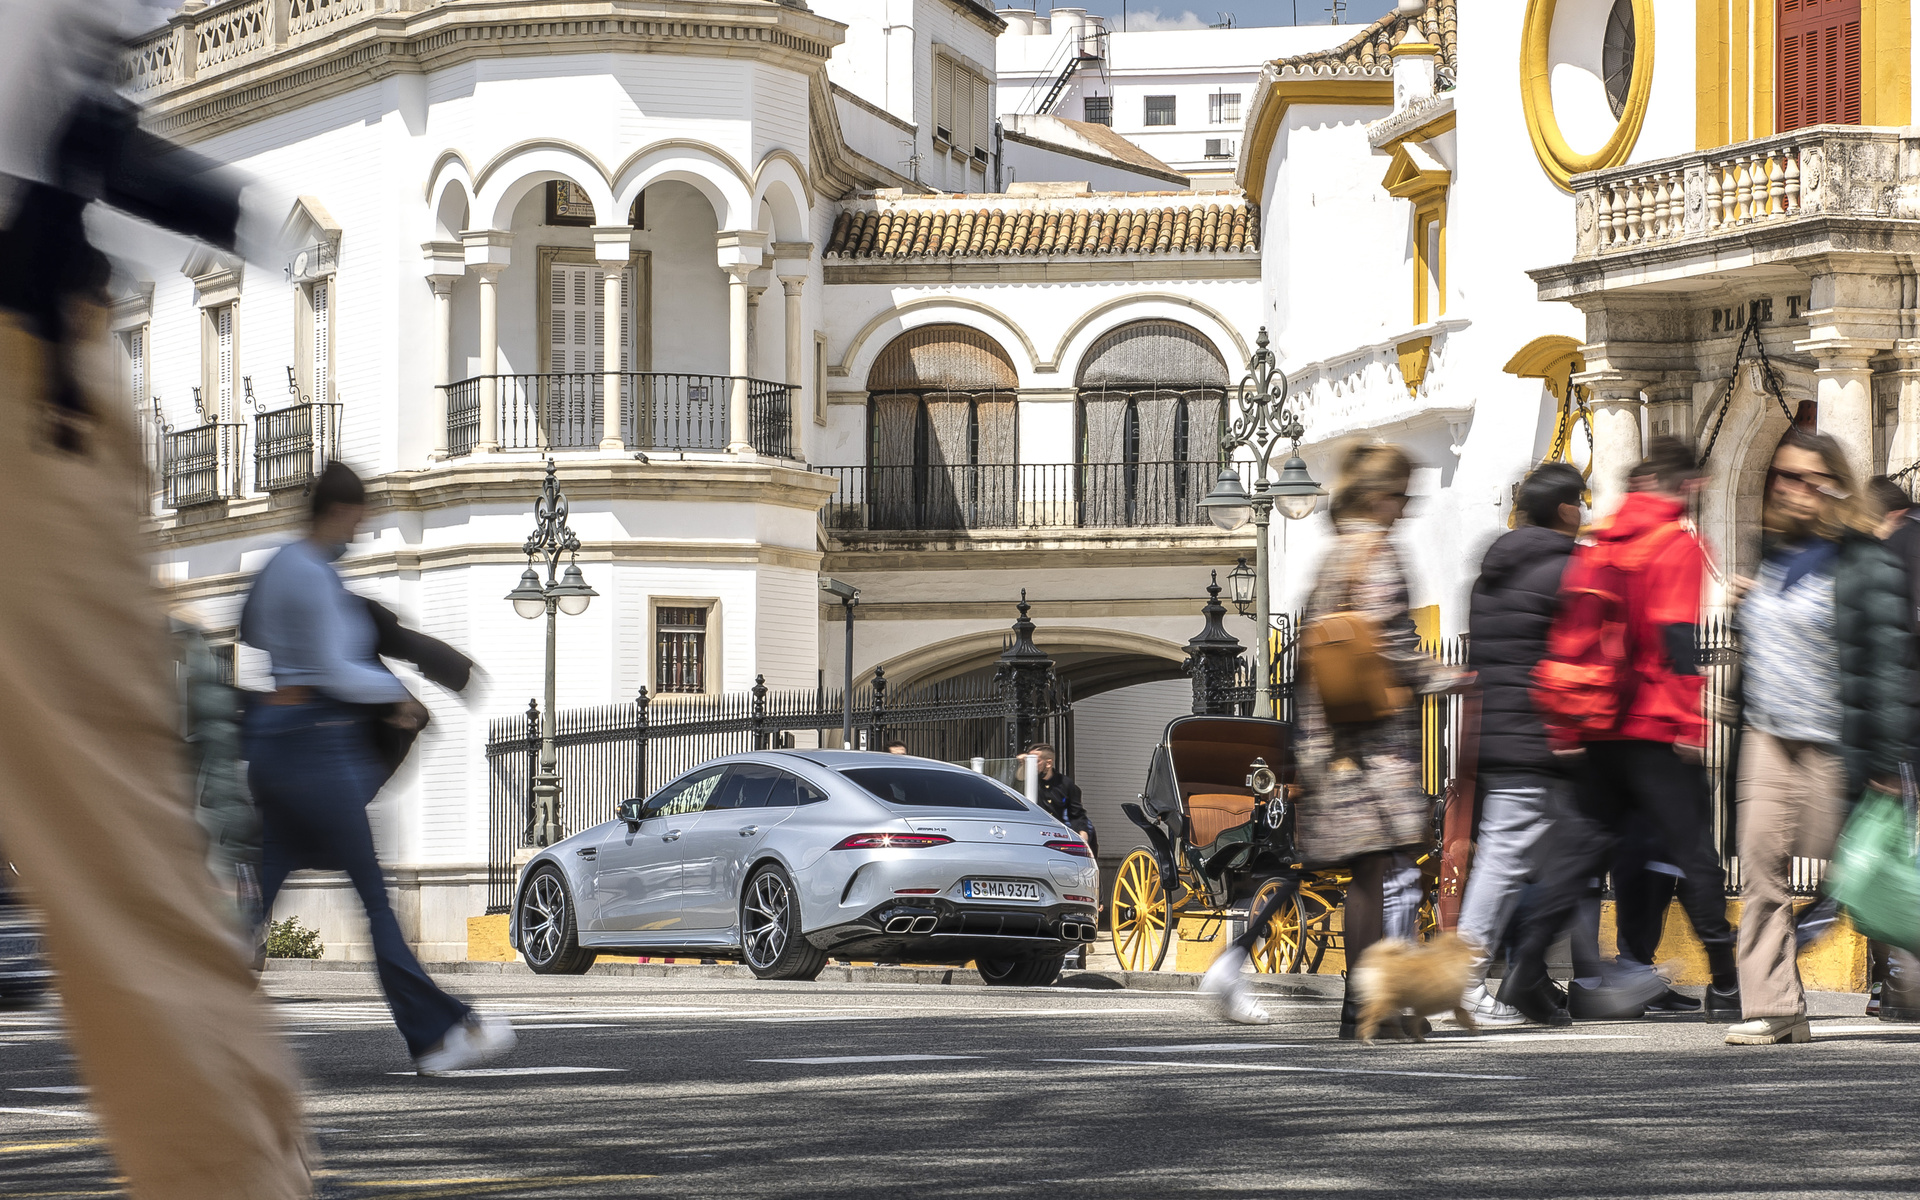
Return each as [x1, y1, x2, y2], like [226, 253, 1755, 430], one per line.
[1350, 933, 1479, 1044]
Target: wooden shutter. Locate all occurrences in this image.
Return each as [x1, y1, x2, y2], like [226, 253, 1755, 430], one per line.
[129, 327, 145, 412]
[549, 263, 594, 374]
[972, 71, 990, 158]
[1779, 0, 1860, 131]
[216, 305, 234, 419]
[311, 280, 329, 405]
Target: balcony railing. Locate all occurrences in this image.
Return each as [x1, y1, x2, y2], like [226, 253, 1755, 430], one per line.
[442, 372, 794, 459]
[820, 462, 1219, 532]
[1572, 126, 1914, 259]
[253, 402, 341, 493]
[163, 422, 247, 509]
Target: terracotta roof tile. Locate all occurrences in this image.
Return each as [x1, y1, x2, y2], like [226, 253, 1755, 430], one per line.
[1273, 0, 1456, 79]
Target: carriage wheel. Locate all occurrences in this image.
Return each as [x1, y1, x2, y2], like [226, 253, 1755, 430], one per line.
[1111, 849, 1171, 972]
[1296, 886, 1340, 974]
[1246, 877, 1303, 974]
[1417, 890, 1440, 943]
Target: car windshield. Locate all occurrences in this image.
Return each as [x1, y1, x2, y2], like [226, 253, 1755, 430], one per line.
[839, 766, 1029, 811]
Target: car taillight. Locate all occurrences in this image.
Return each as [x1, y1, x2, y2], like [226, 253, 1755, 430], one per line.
[831, 833, 954, 850]
[1045, 839, 1093, 858]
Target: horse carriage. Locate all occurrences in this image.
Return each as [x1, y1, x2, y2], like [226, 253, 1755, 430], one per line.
[1109, 715, 1438, 974]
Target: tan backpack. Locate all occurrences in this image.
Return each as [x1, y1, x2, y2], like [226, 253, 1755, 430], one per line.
[1301, 533, 1410, 724]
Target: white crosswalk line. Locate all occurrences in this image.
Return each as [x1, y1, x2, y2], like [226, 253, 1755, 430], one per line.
[1039, 1056, 1531, 1082]
[1086, 1043, 1307, 1053]
[753, 1054, 982, 1064]
[388, 1066, 627, 1078]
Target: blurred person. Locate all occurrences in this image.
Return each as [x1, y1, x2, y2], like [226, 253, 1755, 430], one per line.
[1501, 437, 1736, 1025]
[0, 2, 310, 1195]
[172, 614, 264, 956]
[885, 740, 909, 754]
[1027, 743, 1095, 856]
[1453, 462, 1585, 1027]
[1721, 432, 1916, 1045]
[1203, 444, 1463, 1033]
[1868, 476, 1912, 541]
[240, 463, 514, 1074]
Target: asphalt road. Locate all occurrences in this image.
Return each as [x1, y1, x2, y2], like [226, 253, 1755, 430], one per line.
[3, 969, 1918, 1199]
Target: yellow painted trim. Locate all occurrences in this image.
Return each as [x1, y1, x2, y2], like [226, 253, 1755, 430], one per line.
[1411, 203, 1446, 324]
[1382, 142, 1452, 206]
[1397, 336, 1434, 395]
[1730, 0, 1749, 140]
[1503, 334, 1585, 394]
[1753, 0, 1774, 139]
[1522, 0, 1658, 190]
[1390, 41, 1442, 57]
[1696, 0, 1727, 149]
[1863, 0, 1912, 127]
[1239, 78, 1395, 204]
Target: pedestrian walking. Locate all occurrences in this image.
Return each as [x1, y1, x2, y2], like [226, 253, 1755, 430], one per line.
[1027, 743, 1097, 856]
[1453, 462, 1585, 1027]
[1721, 431, 1917, 1045]
[1202, 444, 1463, 1034]
[0, 2, 313, 1191]
[240, 463, 515, 1074]
[1504, 436, 1736, 1025]
[173, 615, 264, 955]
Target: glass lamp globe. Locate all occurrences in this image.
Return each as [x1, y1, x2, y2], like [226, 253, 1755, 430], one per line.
[1199, 468, 1254, 532]
[1271, 456, 1325, 521]
[553, 562, 597, 616]
[506, 567, 547, 620]
[1225, 556, 1257, 608]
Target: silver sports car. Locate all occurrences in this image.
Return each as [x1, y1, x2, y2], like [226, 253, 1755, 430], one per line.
[508, 750, 1100, 986]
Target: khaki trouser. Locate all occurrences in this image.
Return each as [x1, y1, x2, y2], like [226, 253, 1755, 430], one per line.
[1735, 729, 1847, 1020]
[0, 315, 311, 1198]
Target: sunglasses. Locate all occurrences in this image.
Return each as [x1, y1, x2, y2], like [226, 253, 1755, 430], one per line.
[1772, 468, 1838, 493]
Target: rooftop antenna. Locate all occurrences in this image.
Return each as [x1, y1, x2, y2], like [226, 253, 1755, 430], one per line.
[1325, 0, 1346, 20]
[898, 140, 923, 184]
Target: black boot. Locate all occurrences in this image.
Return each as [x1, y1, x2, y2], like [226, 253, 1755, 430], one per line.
[1497, 971, 1573, 1027]
[1703, 981, 1742, 1022]
[1339, 979, 1359, 1040]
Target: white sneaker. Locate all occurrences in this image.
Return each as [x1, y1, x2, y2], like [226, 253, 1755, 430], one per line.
[415, 1012, 518, 1075]
[1199, 947, 1271, 1024]
[1458, 982, 1526, 1027]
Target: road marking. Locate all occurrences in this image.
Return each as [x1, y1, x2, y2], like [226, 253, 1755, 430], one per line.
[389, 1066, 627, 1078]
[0, 1107, 91, 1119]
[0, 1138, 104, 1153]
[733, 1014, 902, 1023]
[1808, 1024, 1920, 1034]
[505, 1023, 624, 1030]
[9, 1088, 85, 1094]
[1090, 1036, 1313, 1044]
[753, 1054, 983, 1065]
[1429, 1033, 1648, 1043]
[1038, 1057, 1530, 1082]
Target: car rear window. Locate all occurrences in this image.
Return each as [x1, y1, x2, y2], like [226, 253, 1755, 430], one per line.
[839, 766, 1028, 811]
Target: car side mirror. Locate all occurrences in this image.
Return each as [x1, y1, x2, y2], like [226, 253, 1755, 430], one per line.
[617, 797, 645, 825]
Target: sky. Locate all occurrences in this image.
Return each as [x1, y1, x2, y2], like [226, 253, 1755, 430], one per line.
[1042, 0, 1383, 29]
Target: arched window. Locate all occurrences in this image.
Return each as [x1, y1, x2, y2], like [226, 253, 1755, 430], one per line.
[866, 324, 1019, 529]
[1076, 320, 1229, 526]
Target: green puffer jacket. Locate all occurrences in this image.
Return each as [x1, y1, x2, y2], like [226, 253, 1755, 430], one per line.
[1733, 529, 1919, 798]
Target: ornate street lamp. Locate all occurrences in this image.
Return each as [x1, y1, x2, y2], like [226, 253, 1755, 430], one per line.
[509, 459, 598, 847]
[1225, 556, 1257, 617]
[1200, 326, 1323, 719]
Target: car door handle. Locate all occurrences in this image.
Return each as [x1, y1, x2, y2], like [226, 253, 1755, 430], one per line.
[576, 847, 597, 859]
[738, 825, 760, 837]
[663, 829, 682, 841]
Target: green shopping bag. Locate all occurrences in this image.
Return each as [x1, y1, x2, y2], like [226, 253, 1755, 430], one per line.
[1827, 785, 1920, 955]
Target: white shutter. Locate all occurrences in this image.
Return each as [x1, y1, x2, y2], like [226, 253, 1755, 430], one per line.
[550, 263, 595, 374]
[311, 280, 330, 404]
[617, 267, 632, 370]
[217, 305, 234, 419]
[934, 55, 954, 143]
[971, 71, 989, 158]
[129, 327, 145, 412]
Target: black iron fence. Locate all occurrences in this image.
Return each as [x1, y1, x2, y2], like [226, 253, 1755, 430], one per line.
[442, 372, 794, 460]
[162, 421, 247, 508]
[253, 402, 340, 493]
[483, 670, 1072, 912]
[820, 461, 1218, 532]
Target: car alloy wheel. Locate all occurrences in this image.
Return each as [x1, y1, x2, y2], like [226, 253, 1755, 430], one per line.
[518, 865, 595, 975]
[742, 871, 791, 970]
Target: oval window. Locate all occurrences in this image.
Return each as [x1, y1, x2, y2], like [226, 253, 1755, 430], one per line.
[1602, 0, 1636, 119]
[1520, 0, 1654, 189]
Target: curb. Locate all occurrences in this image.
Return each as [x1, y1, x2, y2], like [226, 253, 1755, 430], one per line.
[262, 958, 1345, 997]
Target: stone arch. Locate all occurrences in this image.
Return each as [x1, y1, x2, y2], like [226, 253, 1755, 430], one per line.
[864, 325, 1021, 529]
[1697, 362, 1816, 584]
[472, 140, 617, 231]
[752, 150, 813, 243]
[1046, 293, 1251, 375]
[834, 297, 1040, 384]
[1075, 320, 1233, 524]
[611, 140, 755, 232]
[866, 626, 1192, 700]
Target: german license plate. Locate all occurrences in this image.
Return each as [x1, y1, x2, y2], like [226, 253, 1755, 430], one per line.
[962, 879, 1040, 902]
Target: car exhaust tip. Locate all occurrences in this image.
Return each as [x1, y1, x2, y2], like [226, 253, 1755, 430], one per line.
[910, 916, 938, 933]
[884, 916, 915, 933]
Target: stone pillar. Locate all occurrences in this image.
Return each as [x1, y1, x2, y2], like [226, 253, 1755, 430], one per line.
[773, 242, 812, 463]
[716, 230, 767, 455]
[592, 226, 632, 453]
[1797, 337, 1882, 481]
[463, 230, 512, 455]
[1577, 372, 1647, 520]
[1643, 374, 1698, 446]
[1885, 340, 1920, 475]
[422, 241, 464, 462]
[746, 279, 767, 380]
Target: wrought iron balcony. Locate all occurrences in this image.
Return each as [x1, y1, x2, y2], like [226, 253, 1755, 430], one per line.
[441, 372, 794, 459]
[162, 422, 247, 509]
[253, 402, 341, 493]
[820, 461, 1218, 532]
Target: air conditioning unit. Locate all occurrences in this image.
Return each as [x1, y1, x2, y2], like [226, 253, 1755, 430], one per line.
[1204, 139, 1235, 160]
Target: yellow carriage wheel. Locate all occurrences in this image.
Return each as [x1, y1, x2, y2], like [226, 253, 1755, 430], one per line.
[1111, 849, 1171, 972]
[1295, 886, 1340, 974]
[1246, 877, 1303, 974]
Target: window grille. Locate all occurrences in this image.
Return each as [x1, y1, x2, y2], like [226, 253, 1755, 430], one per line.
[656, 606, 709, 693]
[1208, 92, 1241, 123]
[1084, 95, 1111, 125]
[1144, 95, 1176, 126]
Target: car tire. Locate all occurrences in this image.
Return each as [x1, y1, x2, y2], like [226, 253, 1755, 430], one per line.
[740, 863, 827, 981]
[518, 864, 597, 976]
[977, 954, 1065, 987]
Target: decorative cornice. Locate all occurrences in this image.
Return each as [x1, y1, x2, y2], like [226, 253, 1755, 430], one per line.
[1367, 94, 1456, 151]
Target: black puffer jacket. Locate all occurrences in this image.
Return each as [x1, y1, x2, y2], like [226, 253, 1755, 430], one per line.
[1468, 524, 1577, 783]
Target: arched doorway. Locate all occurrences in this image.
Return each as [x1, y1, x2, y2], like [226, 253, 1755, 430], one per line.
[1076, 320, 1230, 526]
[866, 324, 1019, 529]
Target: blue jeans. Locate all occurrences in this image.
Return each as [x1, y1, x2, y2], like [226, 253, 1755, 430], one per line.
[245, 700, 468, 1057]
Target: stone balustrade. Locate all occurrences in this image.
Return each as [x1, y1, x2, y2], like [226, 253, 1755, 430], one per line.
[1572, 126, 1917, 259]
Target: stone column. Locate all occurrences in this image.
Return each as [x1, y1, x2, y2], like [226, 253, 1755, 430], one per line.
[1643, 374, 1698, 446]
[773, 242, 813, 463]
[592, 226, 632, 453]
[1885, 340, 1920, 475]
[716, 230, 768, 455]
[427, 275, 458, 458]
[746, 279, 767, 381]
[1576, 372, 1646, 519]
[462, 230, 512, 455]
[1797, 337, 1882, 481]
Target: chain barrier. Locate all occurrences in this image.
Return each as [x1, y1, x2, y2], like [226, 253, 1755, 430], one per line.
[1700, 309, 1795, 464]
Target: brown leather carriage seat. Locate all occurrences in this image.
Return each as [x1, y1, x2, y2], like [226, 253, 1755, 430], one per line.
[1184, 789, 1255, 847]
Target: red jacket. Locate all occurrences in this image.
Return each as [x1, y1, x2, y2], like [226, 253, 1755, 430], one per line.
[1564, 492, 1708, 747]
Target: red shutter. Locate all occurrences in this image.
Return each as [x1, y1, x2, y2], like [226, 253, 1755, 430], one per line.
[1778, 0, 1861, 131]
